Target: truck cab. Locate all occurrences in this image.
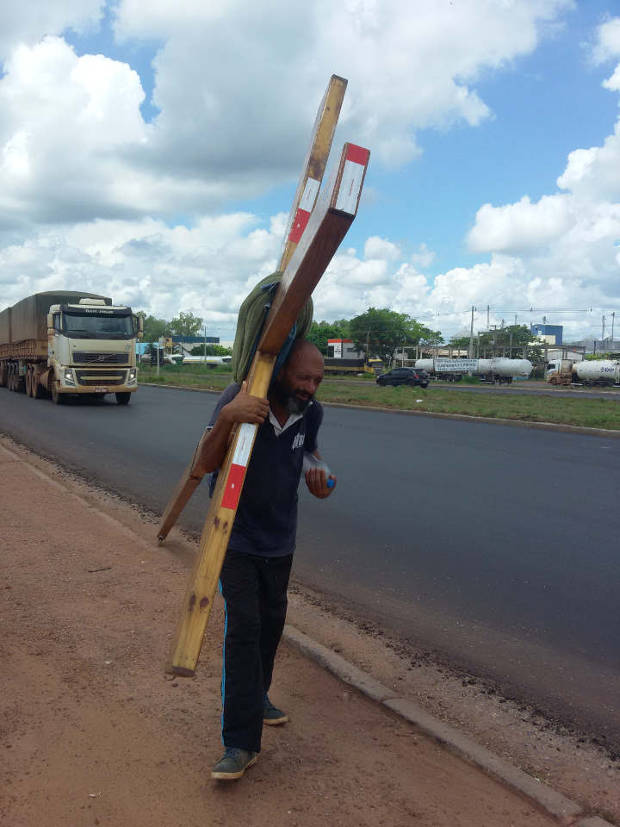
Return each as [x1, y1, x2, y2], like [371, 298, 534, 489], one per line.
[47, 298, 141, 404]
[544, 359, 572, 385]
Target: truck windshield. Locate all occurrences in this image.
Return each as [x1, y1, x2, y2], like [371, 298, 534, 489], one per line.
[62, 312, 135, 339]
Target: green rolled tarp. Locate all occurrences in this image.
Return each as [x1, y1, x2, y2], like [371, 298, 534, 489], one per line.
[231, 273, 313, 384]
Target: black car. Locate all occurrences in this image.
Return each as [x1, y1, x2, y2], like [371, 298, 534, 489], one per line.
[376, 367, 429, 388]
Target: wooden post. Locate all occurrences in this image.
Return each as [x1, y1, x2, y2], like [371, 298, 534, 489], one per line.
[156, 75, 347, 544]
[168, 142, 370, 675]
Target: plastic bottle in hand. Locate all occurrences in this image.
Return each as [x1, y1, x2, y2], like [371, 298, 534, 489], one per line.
[303, 452, 335, 488]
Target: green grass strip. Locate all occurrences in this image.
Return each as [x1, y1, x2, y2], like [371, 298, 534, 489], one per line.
[138, 367, 620, 430]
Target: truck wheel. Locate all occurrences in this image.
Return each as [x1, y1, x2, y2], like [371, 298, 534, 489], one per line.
[115, 392, 131, 405]
[51, 382, 64, 405]
[33, 377, 44, 399]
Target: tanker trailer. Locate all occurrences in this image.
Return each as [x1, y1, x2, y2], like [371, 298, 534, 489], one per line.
[545, 359, 620, 386]
[573, 360, 620, 386]
[414, 358, 477, 381]
[477, 358, 532, 384]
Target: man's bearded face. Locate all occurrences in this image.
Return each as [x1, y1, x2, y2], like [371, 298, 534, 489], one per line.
[271, 372, 312, 414]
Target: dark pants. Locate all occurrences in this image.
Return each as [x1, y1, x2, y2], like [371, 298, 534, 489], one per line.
[219, 551, 293, 753]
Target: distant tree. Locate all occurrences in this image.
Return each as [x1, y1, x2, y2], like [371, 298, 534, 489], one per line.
[418, 328, 444, 348]
[478, 325, 537, 357]
[349, 308, 441, 364]
[307, 319, 351, 354]
[451, 324, 540, 358]
[189, 344, 233, 356]
[449, 335, 471, 351]
[170, 311, 203, 337]
[136, 311, 171, 343]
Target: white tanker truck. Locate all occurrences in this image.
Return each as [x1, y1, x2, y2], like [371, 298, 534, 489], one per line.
[545, 359, 620, 386]
[415, 357, 532, 384]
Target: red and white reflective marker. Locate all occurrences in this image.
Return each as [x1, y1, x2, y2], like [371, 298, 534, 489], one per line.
[335, 145, 370, 214]
[221, 422, 257, 510]
[288, 177, 321, 243]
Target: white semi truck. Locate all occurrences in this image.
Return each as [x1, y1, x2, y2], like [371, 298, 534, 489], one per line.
[415, 357, 532, 384]
[0, 290, 142, 404]
[545, 359, 620, 386]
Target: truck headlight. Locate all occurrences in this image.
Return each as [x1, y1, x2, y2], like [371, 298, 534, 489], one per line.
[63, 369, 76, 385]
[128, 368, 137, 383]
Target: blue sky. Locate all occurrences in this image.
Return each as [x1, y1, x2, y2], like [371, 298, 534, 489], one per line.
[1, 1, 619, 342]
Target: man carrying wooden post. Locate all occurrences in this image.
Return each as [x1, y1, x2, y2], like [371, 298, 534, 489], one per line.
[159, 75, 369, 781]
[194, 339, 335, 780]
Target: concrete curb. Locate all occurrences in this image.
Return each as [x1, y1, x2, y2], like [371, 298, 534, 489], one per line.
[139, 382, 620, 439]
[283, 624, 616, 827]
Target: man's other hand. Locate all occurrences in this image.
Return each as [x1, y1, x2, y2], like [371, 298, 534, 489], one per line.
[305, 468, 336, 499]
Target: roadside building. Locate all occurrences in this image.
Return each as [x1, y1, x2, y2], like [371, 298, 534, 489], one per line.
[327, 338, 362, 358]
[531, 324, 563, 345]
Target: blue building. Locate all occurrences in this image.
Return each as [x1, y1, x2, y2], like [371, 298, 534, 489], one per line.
[531, 324, 563, 345]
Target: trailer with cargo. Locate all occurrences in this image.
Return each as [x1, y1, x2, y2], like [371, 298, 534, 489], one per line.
[545, 359, 620, 386]
[0, 291, 142, 404]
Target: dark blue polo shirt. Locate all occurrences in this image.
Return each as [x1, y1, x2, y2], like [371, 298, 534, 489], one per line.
[208, 383, 323, 557]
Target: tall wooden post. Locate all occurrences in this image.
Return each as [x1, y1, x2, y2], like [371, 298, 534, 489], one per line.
[168, 142, 370, 676]
[156, 75, 347, 544]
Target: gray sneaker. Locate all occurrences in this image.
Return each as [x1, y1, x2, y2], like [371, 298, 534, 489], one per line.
[264, 695, 288, 726]
[211, 747, 258, 781]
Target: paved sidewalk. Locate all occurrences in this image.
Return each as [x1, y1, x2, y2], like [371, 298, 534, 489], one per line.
[0, 439, 607, 826]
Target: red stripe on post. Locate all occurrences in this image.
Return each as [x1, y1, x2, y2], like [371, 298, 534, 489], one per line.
[221, 463, 246, 510]
[288, 208, 311, 243]
[346, 144, 370, 166]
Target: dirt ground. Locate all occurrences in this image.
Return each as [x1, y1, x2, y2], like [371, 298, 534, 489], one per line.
[0, 437, 609, 826]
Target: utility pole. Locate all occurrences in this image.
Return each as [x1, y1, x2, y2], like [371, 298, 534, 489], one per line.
[487, 304, 490, 329]
[602, 314, 606, 344]
[203, 324, 207, 362]
[469, 306, 475, 357]
[612, 311, 616, 346]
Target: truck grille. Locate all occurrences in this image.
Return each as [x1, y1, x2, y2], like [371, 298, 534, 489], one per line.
[73, 351, 128, 364]
[75, 369, 127, 387]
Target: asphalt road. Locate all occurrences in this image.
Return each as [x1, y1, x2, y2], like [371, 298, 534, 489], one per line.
[2, 385, 619, 749]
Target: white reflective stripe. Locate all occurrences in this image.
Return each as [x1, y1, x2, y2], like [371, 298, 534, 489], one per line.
[231, 422, 256, 468]
[335, 160, 364, 214]
[299, 177, 320, 211]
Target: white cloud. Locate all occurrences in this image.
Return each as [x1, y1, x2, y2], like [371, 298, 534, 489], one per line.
[0, 1, 103, 60]
[434, 16, 620, 341]
[5, 0, 618, 346]
[410, 243, 435, 268]
[592, 17, 620, 64]
[0, 214, 284, 334]
[114, 0, 570, 174]
[0, 0, 573, 235]
[364, 236, 401, 261]
[468, 195, 574, 253]
[556, 17, 620, 200]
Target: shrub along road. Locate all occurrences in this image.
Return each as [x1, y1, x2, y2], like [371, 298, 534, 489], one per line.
[139, 366, 620, 430]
